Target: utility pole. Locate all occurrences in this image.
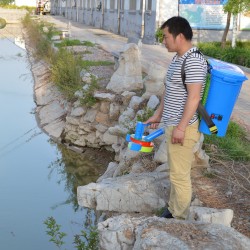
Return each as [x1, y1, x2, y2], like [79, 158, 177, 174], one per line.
[117, 0, 121, 34]
[141, 0, 146, 39]
[101, 0, 104, 29]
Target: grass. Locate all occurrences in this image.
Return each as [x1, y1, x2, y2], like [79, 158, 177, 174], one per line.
[80, 60, 114, 69]
[203, 121, 250, 162]
[55, 39, 95, 48]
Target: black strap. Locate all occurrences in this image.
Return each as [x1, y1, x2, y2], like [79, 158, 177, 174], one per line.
[181, 50, 218, 135]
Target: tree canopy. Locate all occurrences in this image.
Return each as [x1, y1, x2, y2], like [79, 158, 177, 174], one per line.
[224, 0, 250, 15]
[0, 0, 14, 5]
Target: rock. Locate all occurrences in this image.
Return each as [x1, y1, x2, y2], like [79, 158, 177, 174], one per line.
[77, 172, 169, 212]
[147, 95, 160, 110]
[118, 108, 135, 125]
[94, 91, 116, 102]
[117, 146, 140, 163]
[70, 106, 86, 117]
[190, 198, 203, 207]
[106, 44, 143, 94]
[96, 112, 111, 126]
[43, 120, 65, 140]
[83, 109, 98, 123]
[121, 91, 136, 106]
[109, 103, 120, 120]
[35, 82, 61, 106]
[108, 125, 128, 136]
[74, 137, 86, 147]
[98, 214, 139, 250]
[38, 100, 67, 126]
[102, 131, 118, 145]
[66, 116, 80, 126]
[129, 96, 143, 110]
[130, 162, 145, 173]
[153, 138, 167, 164]
[154, 163, 169, 173]
[100, 102, 110, 114]
[79, 122, 94, 132]
[98, 215, 250, 250]
[95, 124, 108, 133]
[97, 162, 118, 183]
[188, 206, 234, 227]
[142, 63, 165, 99]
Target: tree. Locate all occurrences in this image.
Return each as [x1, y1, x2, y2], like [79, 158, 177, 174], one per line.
[0, 0, 14, 5]
[221, 0, 250, 48]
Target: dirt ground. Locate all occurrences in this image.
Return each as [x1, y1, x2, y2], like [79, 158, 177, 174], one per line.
[192, 161, 250, 238]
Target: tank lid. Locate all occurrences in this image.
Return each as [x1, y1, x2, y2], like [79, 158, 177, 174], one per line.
[208, 58, 248, 81]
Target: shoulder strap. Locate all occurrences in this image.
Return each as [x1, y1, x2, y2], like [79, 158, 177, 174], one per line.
[181, 50, 218, 135]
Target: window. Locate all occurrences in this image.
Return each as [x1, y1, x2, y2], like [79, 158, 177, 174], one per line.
[71, 0, 76, 7]
[110, 0, 115, 9]
[146, 0, 152, 11]
[129, 0, 136, 10]
[140, 0, 143, 10]
[96, 0, 102, 10]
[86, 0, 90, 8]
[120, 0, 124, 10]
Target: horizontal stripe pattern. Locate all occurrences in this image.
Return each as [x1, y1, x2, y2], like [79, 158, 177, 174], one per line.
[163, 47, 207, 126]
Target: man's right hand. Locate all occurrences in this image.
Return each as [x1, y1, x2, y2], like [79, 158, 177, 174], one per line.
[144, 115, 162, 129]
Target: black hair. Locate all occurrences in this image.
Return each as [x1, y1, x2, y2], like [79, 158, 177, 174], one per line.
[160, 16, 193, 41]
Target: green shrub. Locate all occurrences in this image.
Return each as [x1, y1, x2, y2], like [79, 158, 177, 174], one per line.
[136, 107, 154, 122]
[44, 217, 67, 248]
[44, 217, 99, 250]
[198, 41, 250, 67]
[155, 28, 164, 43]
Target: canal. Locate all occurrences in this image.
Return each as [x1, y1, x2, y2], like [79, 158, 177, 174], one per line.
[0, 37, 106, 249]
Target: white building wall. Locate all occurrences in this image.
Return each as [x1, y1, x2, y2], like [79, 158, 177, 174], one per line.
[156, 0, 178, 27]
[15, 0, 37, 6]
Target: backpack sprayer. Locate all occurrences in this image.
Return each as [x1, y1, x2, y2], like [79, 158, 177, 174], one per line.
[126, 122, 165, 152]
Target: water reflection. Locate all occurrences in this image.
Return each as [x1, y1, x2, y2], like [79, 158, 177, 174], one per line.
[48, 141, 113, 211]
[0, 36, 113, 249]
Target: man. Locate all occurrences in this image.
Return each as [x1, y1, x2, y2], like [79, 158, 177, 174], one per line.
[145, 16, 207, 220]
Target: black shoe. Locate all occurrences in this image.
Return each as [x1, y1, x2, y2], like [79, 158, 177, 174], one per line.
[160, 208, 174, 218]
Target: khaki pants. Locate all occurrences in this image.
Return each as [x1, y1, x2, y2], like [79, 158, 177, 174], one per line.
[166, 122, 200, 219]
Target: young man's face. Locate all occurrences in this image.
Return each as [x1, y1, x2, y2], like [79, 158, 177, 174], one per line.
[162, 27, 179, 52]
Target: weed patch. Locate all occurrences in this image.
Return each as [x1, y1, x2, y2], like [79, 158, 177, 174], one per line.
[204, 121, 250, 162]
[51, 48, 82, 101]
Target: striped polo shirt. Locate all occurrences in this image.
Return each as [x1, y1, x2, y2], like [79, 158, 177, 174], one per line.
[162, 47, 207, 126]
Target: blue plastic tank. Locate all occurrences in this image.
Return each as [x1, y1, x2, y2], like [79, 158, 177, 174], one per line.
[199, 59, 248, 137]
